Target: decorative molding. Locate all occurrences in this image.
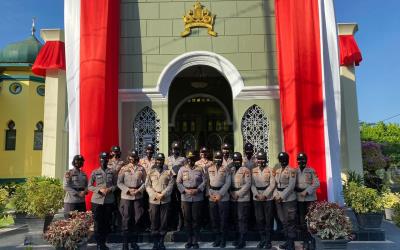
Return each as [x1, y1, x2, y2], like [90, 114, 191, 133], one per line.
[119, 88, 166, 102]
[0, 75, 45, 83]
[181, 1, 217, 37]
[235, 85, 280, 100]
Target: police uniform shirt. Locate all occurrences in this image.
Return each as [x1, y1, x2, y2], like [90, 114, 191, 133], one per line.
[251, 166, 276, 201]
[296, 167, 320, 202]
[177, 164, 206, 202]
[88, 167, 117, 205]
[167, 155, 187, 176]
[145, 165, 174, 204]
[243, 156, 256, 170]
[195, 158, 213, 173]
[118, 163, 147, 200]
[139, 157, 155, 174]
[108, 158, 124, 173]
[222, 158, 233, 168]
[230, 166, 251, 202]
[274, 167, 297, 202]
[207, 164, 231, 202]
[64, 168, 88, 203]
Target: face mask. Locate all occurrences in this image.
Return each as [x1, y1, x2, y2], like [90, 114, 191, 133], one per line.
[233, 161, 241, 169]
[214, 159, 222, 166]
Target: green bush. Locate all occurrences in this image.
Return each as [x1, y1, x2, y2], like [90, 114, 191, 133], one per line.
[11, 183, 30, 214]
[393, 203, 400, 228]
[381, 190, 400, 209]
[0, 188, 9, 216]
[344, 182, 384, 214]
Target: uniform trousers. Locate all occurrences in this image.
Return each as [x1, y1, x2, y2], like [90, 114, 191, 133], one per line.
[64, 202, 86, 218]
[209, 201, 229, 236]
[181, 201, 202, 240]
[149, 203, 169, 237]
[232, 201, 250, 234]
[120, 198, 144, 232]
[92, 203, 114, 244]
[297, 201, 312, 241]
[276, 200, 297, 240]
[254, 200, 274, 241]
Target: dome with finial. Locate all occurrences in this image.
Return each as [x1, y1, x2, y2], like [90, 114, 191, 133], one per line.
[0, 18, 42, 64]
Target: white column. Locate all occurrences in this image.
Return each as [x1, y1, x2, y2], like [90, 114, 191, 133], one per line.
[338, 23, 364, 176]
[41, 29, 68, 179]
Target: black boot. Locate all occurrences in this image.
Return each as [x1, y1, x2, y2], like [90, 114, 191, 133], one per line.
[264, 240, 272, 249]
[235, 234, 245, 249]
[159, 235, 166, 250]
[279, 241, 288, 249]
[219, 234, 226, 248]
[152, 235, 159, 250]
[212, 234, 220, 247]
[232, 232, 239, 246]
[192, 235, 199, 249]
[257, 232, 266, 248]
[287, 239, 295, 250]
[185, 235, 193, 249]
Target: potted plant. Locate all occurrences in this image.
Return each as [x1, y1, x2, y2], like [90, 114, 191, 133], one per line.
[44, 211, 93, 250]
[382, 190, 400, 221]
[344, 182, 384, 229]
[306, 201, 352, 250]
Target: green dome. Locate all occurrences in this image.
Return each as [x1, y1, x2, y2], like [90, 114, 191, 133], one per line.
[0, 36, 42, 63]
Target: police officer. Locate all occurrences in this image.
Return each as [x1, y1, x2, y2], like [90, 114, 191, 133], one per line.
[221, 143, 233, 167]
[243, 143, 256, 170]
[63, 155, 88, 218]
[177, 151, 206, 249]
[195, 146, 213, 173]
[167, 141, 186, 231]
[207, 151, 231, 248]
[118, 150, 147, 250]
[274, 152, 297, 250]
[88, 152, 117, 250]
[251, 151, 276, 249]
[230, 152, 251, 249]
[146, 153, 174, 250]
[140, 143, 156, 174]
[195, 146, 212, 230]
[109, 145, 124, 173]
[295, 152, 320, 250]
[108, 145, 124, 232]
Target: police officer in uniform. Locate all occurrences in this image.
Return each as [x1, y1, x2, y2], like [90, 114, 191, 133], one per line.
[221, 143, 233, 167]
[195, 146, 213, 173]
[274, 152, 297, 250]
[195, 146, 212, 230]
[295, 152, 320, 250]
[118, 150, 147, 250]
[146, 153, 174, 250]
[177, 151, 207, 249]
[230, 152, 251, 249]
[88, 152, 117, 250]
[243, 143, 256, 170]
[251, 151, 276, 249]
[207, 151, 231, 248]
[109, 145, 124, 172]
[167, 141, 186, 231]
[108, 145, 124, 232]
[63, 155, 88, 218]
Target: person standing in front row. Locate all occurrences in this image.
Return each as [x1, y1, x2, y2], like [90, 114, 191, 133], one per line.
[177, 151, 206, 249]
[230, 152, 251, 249]
[108, 145, 124, 232]
[63, 154, 88, 218]
[88, 152, 117, 250]
[251, 151, 276, 249]
[274, 152, 297, 250]
[118, 150, 147, 250]
[146, 153, 174, 250]
[207, 151, 231, 248]
[295, 152, 320, 250]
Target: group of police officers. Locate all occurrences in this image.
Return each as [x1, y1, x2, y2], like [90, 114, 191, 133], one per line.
[63, 142, 320, 250]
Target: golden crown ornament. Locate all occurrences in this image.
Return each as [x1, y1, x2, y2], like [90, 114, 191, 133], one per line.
[181, 1, 217, 37]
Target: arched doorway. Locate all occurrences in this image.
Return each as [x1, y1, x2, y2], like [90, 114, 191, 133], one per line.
[168, 65, 233, 154]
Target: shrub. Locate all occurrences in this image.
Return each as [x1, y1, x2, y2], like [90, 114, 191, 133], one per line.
[344, 182, 384, 214]
[361, 141, 387, 173]
[381, 190, 400, 209]
[0, 188, 9, 216]
[44, 211, 93, 250]
[393, 203, 400, 227]
[11, 184, 29, 214]
[306, 201, 352, 240]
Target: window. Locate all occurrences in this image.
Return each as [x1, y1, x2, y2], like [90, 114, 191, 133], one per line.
[133, 107, 161, 158]
[9, 82, 22, 95]
[5, 120, 16, 150]
[33, 121, 43, 150]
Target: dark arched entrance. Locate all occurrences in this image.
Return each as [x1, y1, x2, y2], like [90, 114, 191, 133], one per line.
[168, 65, 233, 154]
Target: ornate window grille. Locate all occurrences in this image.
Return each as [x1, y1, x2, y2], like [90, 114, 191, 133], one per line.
[33, 121, 43, 150]
[133, 106, 161, 157]
[241, 105, 270, 162]
[5, 120, 16, 151]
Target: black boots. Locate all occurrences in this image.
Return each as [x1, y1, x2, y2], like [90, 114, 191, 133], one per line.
[235, 233, 246, 249]
[219, 235, 226, 248]
[151, 235, 159, 250]
[257, 233, 266, 248]
[280, 239, 295, 250]
[159, 235, 166, 250]
[212, 234, 221, 247]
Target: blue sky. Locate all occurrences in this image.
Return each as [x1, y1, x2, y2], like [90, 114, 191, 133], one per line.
[0, 0, 399, 124]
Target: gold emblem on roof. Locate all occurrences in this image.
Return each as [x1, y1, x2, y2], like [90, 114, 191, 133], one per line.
[181, 1, 217, 37]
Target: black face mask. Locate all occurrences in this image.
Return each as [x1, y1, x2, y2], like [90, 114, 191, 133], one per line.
[100, 159, 108, 170]
[173, 150, 180, 157]
[147, 150, 154, 158]
[233, 161, 241, 169]
[156, 160, 164, 168]
[257, 160, 266, 168]
[73, 160, 84, 169]
[214, 159, 222, 166]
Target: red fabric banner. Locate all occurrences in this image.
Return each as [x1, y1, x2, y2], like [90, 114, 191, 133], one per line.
[339, 35, 362, 66]
[80, 0, 120, 208]
[32, 41, 66, 76]
[275, 0, 327, 200]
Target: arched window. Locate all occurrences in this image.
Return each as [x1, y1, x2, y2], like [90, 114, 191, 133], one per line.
[241, 105, 270, 162]
[33, 121, 43, 150]
[5, 120, 16, 151]
[133, 106, 161, 157]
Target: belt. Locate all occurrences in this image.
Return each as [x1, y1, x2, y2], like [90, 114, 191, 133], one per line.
[73, 188, 85, 191]
[295, 187, 306, 192]
[210, 185, 222, 190]
[184, 186, 199, 190]
[256, 186, 268, 191]
[128, 186, 141, 189]
[277, 187, 285, 191]
[230, 187, 241, 191]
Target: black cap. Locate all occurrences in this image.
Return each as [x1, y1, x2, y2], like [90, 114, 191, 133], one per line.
[171, 141, 180, 149]
[233, 152, 243, 161]
[111, 145, 121, 152]
[297, 152, 307, 161]
[244, 142, 254, 151]
[155, 153, 165, 160]
[278, 152, 289, 161]
[221, 143, 230, 150]
[99, 152, 109, 159]
[73, 154, 84, 162]
[214, 151, 223, 159]
[200, 146, 208, 153]
[256, 151, 267, 160]
[146, 144, 155, 150]
[129, 150, 139, 159]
